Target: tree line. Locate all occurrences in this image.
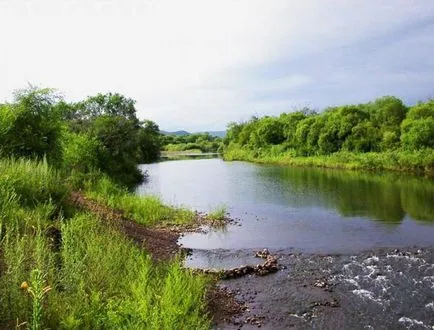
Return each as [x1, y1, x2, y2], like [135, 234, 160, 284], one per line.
[161, 133, 222, 153]
[0, 86, 161, 187]
[223, 96, 434, 156]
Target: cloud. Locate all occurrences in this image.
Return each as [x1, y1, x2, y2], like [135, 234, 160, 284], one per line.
[1, 0, 434, 130]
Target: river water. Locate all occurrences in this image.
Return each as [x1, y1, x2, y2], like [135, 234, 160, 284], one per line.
[136, 158, 434, 328]
[137, 158, 434, 255]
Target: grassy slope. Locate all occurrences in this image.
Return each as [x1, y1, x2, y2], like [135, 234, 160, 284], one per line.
[0, 158, 211, 329]
[223, 145, 434, 177]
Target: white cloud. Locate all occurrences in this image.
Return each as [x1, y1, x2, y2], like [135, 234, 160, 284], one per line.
[1, 0, 433, 130]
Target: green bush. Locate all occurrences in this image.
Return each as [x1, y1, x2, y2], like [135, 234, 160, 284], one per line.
[0, 87, 64, 167]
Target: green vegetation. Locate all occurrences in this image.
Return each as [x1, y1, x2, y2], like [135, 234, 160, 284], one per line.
[0, 86, 212, 328]
[0, 158, 210, 330]
[1, 86, 161, 187]
[161, 132, 222, 153]
[256, 165, 434, 224]
[208, 206, 227, 221]
[222, 97, 434, 175]
[85, 176, 195, 226]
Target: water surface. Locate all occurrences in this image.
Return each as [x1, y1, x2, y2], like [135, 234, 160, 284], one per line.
[136, 159, 434, 255]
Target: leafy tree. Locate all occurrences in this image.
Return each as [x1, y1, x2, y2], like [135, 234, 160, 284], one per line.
[279, 111, 307, 148]
[400, 100, 434, 150]
[89, 115, 143, 186]
[343, 121, 380, 152]
[369, 96, 407, 128]
[255, 117, 285, 146]
[0, 86, 63, 166]
[62, 131, 101, 173]
[74, 93, 139, 123]
[295, 116, 317, 155]
[138, 120, 161, 162]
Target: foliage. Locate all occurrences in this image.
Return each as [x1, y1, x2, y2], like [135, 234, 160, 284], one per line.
[61, 131, 101, 174]
[64, 92, 161, 186]
[400, 100, 434, 150]
[0, 86, 162, 187]
[138, 120, 161, 162]
[0, 158, 211, 329]
[161, 132, 221, 153]
[222, 96, 433, 174]
[0, 87, 63, 166]
[85, 176, 195, 226]
[208, 206, 227, 221]
[0, 158, 67, 208]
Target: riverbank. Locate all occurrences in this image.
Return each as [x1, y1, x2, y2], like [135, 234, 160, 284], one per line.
[222, 147, 434, 177]
[210, 247, 434, 329]
[0, 158, 232, 329]
[160, 150, 220, 160]
[73, 187, 434, 329]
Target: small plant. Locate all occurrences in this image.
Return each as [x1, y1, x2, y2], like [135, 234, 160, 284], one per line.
[208, 206, 227, 221]
[21, 269, 52, 330]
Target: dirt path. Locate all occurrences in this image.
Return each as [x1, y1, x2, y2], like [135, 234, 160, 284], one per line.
[69, 191, 181, 261]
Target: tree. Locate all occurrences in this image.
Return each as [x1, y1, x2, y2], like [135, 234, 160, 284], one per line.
[74, 92, 139, 123]
[400, 100, 434, 150]
[279, 111, 307, 147]
[0, 86, 63, 166]
[137, 120, 161, 162]
[90, 115, 143, 187]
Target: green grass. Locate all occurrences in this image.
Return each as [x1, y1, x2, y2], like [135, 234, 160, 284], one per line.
[0, 158, 212, 329]
[163, 144, 204, 153]
[85, 176, 195, 226]
[208, 206, 227, 221]
[223, 146, 434, 176]
[0, 158, 67, 207]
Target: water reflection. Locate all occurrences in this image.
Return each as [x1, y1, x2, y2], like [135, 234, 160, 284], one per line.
[137, 159, 434, 252]
[256, 166, 434, 224]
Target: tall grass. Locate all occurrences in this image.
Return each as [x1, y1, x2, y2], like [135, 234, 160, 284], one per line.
[0, 158, 67, 207]
[0, 158, 211, 329]
[85, 176, 195, 226]
[55, 213, 210, 329]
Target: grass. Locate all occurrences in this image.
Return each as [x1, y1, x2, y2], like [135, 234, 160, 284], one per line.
[85, 176, 196, 226]
[0, 157, 67, 207]
[208, 206, 227, 221]
[223, 146, 434, 177]
[162, 148, 203, 154]
[0, 158, 212, 329]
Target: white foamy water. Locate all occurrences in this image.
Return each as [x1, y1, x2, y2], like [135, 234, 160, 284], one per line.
[352, 289, 385, 305]
[398, 317, 427, 328]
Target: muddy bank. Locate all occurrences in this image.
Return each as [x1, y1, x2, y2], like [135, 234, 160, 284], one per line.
[209, 247, 434, 329]
[69, 191, 234, 261]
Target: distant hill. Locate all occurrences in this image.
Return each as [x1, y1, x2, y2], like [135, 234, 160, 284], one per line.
[160, 130, 226, 137]
[160, 130, 190, 136]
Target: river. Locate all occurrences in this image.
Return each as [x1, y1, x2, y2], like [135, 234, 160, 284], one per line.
[136, 158, 434, 328]
[137, 158, 434, 254]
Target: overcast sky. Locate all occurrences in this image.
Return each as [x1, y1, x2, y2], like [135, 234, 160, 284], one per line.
[1, 1, 434, 131]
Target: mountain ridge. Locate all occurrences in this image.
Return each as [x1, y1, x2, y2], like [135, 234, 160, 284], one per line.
[160, 130, 226, 137]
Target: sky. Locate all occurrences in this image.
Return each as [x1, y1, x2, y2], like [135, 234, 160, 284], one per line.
[1, 0, 434, 132]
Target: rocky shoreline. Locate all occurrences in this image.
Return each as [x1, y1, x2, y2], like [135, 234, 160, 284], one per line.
[208, 247, 434, 329]
[68, 192, 434, 329]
